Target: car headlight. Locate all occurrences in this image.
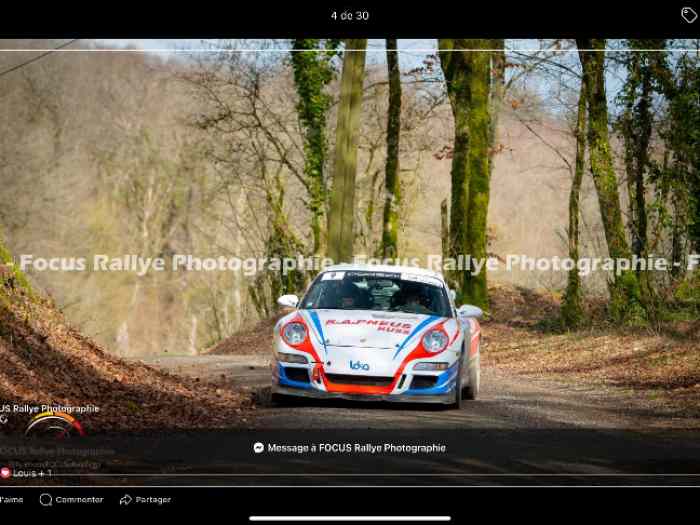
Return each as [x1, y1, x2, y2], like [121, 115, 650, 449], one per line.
[276, 351, 308, 364]
[282, 322, 307, 345]
[422, 329, 449, 353]
[414, 362, 449, 371]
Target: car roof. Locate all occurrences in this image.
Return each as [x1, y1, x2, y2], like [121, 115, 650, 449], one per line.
[321, 263, 446, 283]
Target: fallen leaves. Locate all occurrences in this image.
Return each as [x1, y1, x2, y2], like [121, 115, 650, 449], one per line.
[205, 317, 280, 356]
[0, 285, 254, 435]
[484, 285, 700, 416]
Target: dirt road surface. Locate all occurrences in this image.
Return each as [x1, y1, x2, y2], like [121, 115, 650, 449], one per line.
[141, 354, 698, 430]
[121, 354, 700, 486]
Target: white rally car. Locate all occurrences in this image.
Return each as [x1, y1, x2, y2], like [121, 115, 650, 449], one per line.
[271, 264, 483, 408]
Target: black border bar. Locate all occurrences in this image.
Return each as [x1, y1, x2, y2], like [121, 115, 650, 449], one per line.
[1, 3, 699, 39]
[0, 486, 696, 515]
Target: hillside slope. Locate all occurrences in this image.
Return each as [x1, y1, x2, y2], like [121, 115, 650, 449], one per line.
[485, 285, 700, 418]
[0, 260, 252, 435]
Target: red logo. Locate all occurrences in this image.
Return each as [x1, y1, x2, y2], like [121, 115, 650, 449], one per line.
[325, 319, 412, 334]
[0, 467, 11, 479]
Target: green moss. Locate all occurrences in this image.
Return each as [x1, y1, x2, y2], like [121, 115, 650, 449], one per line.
[291, 39, 340, 254]
[463, 46, 492, 311]
[579, 39, 650, 326]
[561, 77, 587, 330]
[438, 39, 494, 310]
[609, 270, 647, 325]
[675, 273, 700, 304]
[0, 236, 32, 294]
[561, 273, 584, 328]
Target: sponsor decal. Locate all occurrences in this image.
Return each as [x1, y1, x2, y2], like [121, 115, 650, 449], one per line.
[377, 325, 410, 334]
[349, 360, 370, 371]
[345, 271, 401, 280]
[371, 312, 419, 320]
[321, 271, 345, 281]
[400, 273, 443, 287]
[325, 318, 413, 334]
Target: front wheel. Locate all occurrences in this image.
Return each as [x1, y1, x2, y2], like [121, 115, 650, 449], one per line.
[270, 391, 292, 406]
[450, 362, 463, 409]
[463, 354, 480, 400]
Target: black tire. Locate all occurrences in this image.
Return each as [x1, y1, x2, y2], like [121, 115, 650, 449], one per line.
[450, 362, 463, 409]
[270, 391, 290, 406]
[463, 354, 480, 400]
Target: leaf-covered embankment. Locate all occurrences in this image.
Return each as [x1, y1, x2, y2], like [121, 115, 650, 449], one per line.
[0, 257, 253, 435]
[485, 285, 700, 417]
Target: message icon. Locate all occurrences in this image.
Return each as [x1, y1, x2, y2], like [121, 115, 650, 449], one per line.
[253, 442, 265, 454]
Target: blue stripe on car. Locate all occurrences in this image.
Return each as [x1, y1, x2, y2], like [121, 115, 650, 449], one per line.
[307, 310, 327, 354]
[392, 315, 439, 359]
[404, 361, 459, 395]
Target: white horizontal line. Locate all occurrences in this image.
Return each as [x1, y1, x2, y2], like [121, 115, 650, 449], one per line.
[0, 49, 695, 53]
[249, 517, 451, 522]
[42, 473, 700, 477]
[9, 485, 700, 488]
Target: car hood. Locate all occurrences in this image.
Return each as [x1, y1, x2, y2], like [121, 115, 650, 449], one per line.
[301, 309, 442, 350]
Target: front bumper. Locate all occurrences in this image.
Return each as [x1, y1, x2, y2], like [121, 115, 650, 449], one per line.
[273, 361, 458, 404]
[271, 384, 456, 405]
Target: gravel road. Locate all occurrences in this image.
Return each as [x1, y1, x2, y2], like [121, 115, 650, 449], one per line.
[141, 354, 696, 430]
[121, 355, 700, 485]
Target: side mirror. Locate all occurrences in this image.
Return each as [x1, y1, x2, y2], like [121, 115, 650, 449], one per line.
[449, 289, 457, 302]
[457, 304, 483, 319]
[277, 294, 299, 308]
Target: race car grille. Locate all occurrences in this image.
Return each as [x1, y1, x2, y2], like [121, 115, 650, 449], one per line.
[410, 375, 439, 389]
[284, 367, 310, 383]
[325, 374, 394, 387]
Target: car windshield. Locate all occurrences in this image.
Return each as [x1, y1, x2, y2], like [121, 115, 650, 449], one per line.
[300, 270, 452, 317]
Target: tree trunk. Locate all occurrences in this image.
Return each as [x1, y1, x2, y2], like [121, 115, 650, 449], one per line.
[327, 39, 367, 263]
[441, 198, 449, 263]
[577, 39, 646, 323]
[622, 104, 638, 250]
[561, 77, 587, 328]
[233, 187, 245, 330]
[438, 40, 474, 300]
[364, 168, 381, 254]
[631, 57, 656, 312]
[381, 38, 402, 259]
[621, 48, 653, 265]
[488, 39, 505, 169]
[439, 40, 494, 309]
[463, 42, 493, 310]
[633, 72, 651, 261]
[188, 315, 198, 356]
[671, 186, 688, 280]
[291, 39, 335, 255]
[116, 322, 130, 358]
